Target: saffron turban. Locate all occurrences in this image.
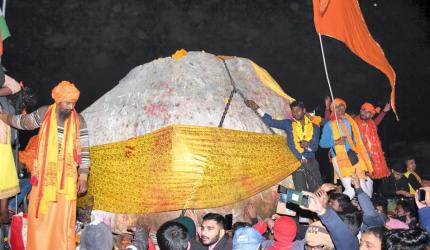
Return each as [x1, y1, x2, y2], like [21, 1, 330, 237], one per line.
[361, 102, 381, 115]
[330, 98, 346, 112]
[51, 81, 80, 103]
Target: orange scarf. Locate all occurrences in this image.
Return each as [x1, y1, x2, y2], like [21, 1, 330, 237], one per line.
[32, 104, 81, 216]
[354, 117, 390, 179]
[332, 114, 373, 178]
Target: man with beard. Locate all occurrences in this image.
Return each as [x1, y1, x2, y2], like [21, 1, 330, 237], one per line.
[353, 102, 391, 180]
[0, 81, 90, 250]
[200, 213, 232, 250]
[320, 98, 373, 199]
[245, 100, 322, 192]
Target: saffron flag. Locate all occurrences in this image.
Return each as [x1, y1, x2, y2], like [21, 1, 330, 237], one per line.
[313, 0, 397, 118]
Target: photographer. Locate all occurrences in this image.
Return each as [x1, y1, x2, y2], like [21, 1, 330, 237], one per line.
[301, 189, 359, 249]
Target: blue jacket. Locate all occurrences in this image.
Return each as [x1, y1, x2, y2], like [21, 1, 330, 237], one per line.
[319, 208, 359, 250]
[356, 188, 386, 230]
[419, 207, 430, 233]
[261, 114, 320, 160]
[319, 118, 354, 157]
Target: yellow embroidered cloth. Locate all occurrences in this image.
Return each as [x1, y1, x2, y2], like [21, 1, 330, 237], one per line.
[80, 125, 300, 214]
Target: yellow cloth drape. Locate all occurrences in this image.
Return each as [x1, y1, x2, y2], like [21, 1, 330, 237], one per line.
[249, 61, 295, 103]
[80, 125, 300, 214]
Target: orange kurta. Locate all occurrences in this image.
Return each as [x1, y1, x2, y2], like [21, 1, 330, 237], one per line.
[354, 117, 390, 179]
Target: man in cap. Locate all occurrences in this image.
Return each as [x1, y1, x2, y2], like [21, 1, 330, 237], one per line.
[354, 102, 391, 179]
[233, 227, 263, 250]
[320, 98, 373, 199]
[0, 81, 90, 250]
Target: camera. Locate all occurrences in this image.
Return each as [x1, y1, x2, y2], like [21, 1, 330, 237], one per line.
[277, 185, 309, 208]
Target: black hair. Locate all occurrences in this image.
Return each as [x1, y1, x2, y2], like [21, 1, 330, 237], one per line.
[372, 195, 388, 215]
[338, 212, 363, 236]
[202, 213, 226, 229]
[156, 221, 190, 250]
[363, 226, 386, 241]
[383, 229, 429, 250]
[329, 193, 355, 213]
[289, 101, 306, 110]
[396, 200, 416, 215]
[391, 161, 406, 174]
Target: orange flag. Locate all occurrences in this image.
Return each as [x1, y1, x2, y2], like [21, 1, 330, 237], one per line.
[313, 0, 397, 119]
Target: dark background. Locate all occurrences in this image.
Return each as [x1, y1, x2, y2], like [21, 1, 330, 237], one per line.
[3, 0, 430, 170]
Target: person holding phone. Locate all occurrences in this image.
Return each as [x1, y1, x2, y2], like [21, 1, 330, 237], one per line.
[415, 187, 430, 233]
[245, 99, 322, 192]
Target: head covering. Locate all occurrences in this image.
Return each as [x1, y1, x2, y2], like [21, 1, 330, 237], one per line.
[80, 220, 114, 250]
[233, 227, 264, 250]
[361, 102, 381, 115]
[305, 221, 334, 249]
[268, 216, 297, 250]
[253, 221, 267, 235]
[330, 98, 347, 112]
[173, 216, 196, 239]
[51, 81, 80, 103]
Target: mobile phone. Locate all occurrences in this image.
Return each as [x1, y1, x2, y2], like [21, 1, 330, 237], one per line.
[418, 189, 426, 202]
[225, 214, 233, 230]
[285, 190, 309, 208]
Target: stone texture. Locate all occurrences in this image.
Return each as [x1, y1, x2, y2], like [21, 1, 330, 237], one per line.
[82, 51, 292, 146]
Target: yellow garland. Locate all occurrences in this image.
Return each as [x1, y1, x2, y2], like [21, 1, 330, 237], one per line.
[291, 116, 314, 153]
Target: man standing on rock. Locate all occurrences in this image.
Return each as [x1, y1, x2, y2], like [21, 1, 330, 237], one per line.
[245, 99, 322, 192]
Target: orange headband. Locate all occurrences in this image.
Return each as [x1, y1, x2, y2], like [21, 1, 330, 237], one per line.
[330, 98, 346, 112]
[51, 81, 80, 103]
[361, 102, 380, 115]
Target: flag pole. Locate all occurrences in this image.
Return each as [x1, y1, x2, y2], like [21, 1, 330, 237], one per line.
[318, 33, 343, 134]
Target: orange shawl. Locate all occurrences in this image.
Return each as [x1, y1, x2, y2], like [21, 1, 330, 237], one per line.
[32, 104, 81, 216]
[332, 114, 373, 178]
[354, 117, 390, 179]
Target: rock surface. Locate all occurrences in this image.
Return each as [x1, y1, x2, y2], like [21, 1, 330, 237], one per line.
[82, 51, 292, 146]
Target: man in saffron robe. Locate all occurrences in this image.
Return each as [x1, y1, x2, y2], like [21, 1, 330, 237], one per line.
[0, 81, 90, 250]
[319, 98, 373, 199]
[245, 99, 322, 192]
[354, 102, 391, 179]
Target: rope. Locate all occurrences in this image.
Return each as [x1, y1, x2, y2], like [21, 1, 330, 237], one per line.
[219, 59, 276, 134]
[318, 33, 343, 135]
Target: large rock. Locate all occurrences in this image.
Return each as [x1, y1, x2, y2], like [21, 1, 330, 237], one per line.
[82, 51, 293, 146]
[80, 51, 298, 233]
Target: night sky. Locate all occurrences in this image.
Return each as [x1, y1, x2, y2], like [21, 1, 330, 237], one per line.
[3, 0, 430, 151]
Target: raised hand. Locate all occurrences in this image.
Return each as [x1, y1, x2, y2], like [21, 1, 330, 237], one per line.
[244, 100, 259, 110]
[325, 96, 331, 109]
[383, 102, 391, 112]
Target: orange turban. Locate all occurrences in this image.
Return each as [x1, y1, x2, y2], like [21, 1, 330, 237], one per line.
[330, 98, 347, 112]
[361, 102, 381, 115]
[51, 81, 80, 103]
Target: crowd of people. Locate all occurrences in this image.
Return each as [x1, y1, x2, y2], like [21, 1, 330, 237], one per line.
[1, 67, 430, 249]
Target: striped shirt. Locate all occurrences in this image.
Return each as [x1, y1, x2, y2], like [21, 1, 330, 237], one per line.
[11, 106, 90, 174]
